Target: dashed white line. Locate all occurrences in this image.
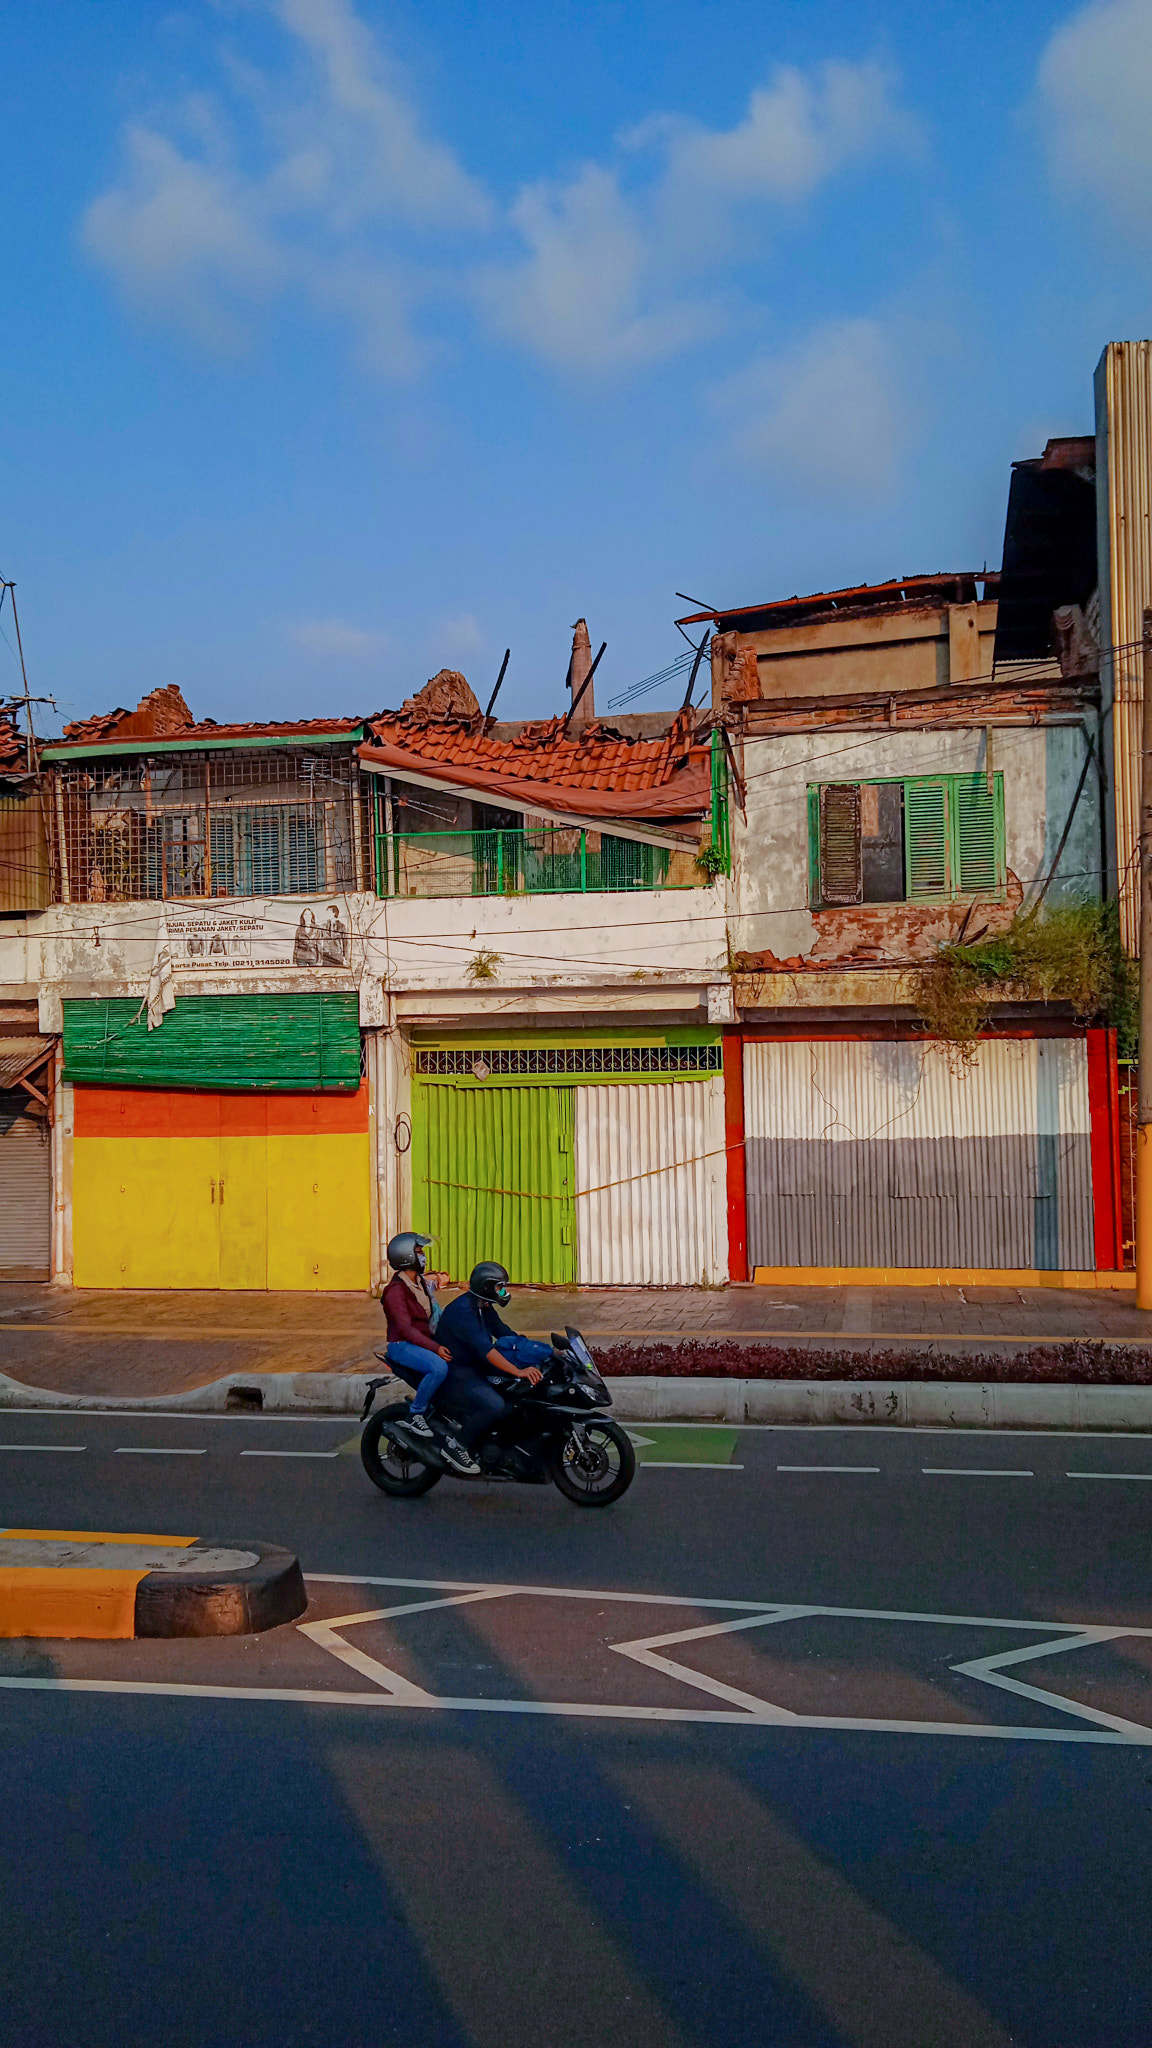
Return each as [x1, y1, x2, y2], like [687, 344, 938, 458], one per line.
[922, 1468, 1033, 1478]
[0, 1443, 86, 1452]
[777, 1465, 880, 1474]
[1067, 1471, 1152, 1481]
[114, 1446, 207, 1456]
[641, 1462, 744, 1471]
[240, 1449, 339, 1459]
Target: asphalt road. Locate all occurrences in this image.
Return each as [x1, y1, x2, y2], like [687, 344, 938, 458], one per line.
[5, 1407, 1152, 2047]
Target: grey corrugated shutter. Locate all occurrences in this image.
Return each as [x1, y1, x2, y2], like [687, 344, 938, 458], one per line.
[819, 784, 862, 904]
[0, 1096, 51, 1278]
[62, 994, 361, 1091]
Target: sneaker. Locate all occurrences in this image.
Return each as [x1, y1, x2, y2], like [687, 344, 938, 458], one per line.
[439, 1435, 481, 1476]
[406, 1411, 435, 1439]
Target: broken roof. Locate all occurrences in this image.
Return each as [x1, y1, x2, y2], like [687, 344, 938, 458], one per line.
[360, 704, 712, 825]
[0, 708, 28, 778]
[677, 572, 996, 636]
[47, 685, 363, 757]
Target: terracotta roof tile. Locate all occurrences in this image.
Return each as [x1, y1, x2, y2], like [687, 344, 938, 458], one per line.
[0, 708, 27, 775]
[364, 707, 702, 795]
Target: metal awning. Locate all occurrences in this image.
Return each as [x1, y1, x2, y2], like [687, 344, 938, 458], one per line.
[0, 1035, 54, 1092]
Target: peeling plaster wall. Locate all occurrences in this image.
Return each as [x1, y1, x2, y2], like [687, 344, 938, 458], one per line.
[732, 722, 1102, 973]
[0, 886, 730, 1007]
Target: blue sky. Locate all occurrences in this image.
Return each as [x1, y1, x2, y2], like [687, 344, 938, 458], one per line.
[2, 0, 1151, 730]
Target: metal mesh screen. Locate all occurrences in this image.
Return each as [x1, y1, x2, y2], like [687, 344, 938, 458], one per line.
[55, 747, 364, 904]
[416, 1044, 721, 1077]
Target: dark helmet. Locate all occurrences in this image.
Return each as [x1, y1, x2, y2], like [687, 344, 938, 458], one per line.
[469, 1261, 511, 1305]
[387, 1232, 434, 1274]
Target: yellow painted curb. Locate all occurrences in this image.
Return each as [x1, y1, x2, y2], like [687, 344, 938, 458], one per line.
[0, 1530, 197, 1640]
[752, 1267, 1137, 1292]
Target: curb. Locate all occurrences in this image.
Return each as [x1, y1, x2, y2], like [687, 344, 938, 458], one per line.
[5, 1366, 1152, 1431]
[0, 1530, 307, 1640]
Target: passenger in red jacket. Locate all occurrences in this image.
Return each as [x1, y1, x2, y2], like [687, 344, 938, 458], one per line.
[380, 1233, 478, 1474]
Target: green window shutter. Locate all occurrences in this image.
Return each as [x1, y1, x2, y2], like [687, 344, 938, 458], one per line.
[63, 993, 362, 1091]
[818, 784, 862, 905]
[904, 779, 950, 898]
[954, 772, 1004, 895]
[806, 787, 820, 905]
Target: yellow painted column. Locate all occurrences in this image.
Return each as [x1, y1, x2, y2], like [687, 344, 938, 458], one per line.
[1138, 1128, 1152, 1310]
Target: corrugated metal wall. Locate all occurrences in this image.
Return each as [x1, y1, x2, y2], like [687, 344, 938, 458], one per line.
[0, 1097, 51, 1279]
[744, 1038, 1094, 1271]
[63, 994, 362, 1091]
[1096, 340, 1152, 953]
[574, 1079, 726, 1285]
[0, 795, 50, 914]
[414, 1082, 576, 1286]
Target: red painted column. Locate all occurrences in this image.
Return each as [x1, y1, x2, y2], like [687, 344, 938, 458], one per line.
[722, 1031, 748, 1282]
[1087, 1026, 1122, 1270]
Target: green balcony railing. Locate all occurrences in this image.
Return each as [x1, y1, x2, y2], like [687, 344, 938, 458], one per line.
[373, 826, 670, 899]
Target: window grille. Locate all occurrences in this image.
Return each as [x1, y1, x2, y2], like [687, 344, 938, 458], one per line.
[415, 1043, 721, 1077]
[55, 746, 365, 904]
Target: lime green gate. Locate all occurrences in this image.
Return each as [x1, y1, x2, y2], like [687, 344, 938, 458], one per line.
[413, 1080, 576, 1286]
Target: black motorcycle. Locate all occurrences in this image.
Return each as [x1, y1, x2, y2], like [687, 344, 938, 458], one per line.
[359, 1327, 635, 1508]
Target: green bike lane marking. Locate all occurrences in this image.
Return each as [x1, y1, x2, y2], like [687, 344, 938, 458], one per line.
[627, 1426, 740, 1467]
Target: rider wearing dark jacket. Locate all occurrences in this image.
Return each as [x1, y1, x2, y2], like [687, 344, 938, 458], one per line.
[435, 1263, 552, 1450]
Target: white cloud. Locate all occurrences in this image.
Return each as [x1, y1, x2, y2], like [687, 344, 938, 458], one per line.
[483, 60, 916, 373]
[710, 317, 905, 492]
[1038, 0, 1152, 221]
[431, 613, 486, 661]
[82, 0, 487, 365]
[292, 617, 389, 657]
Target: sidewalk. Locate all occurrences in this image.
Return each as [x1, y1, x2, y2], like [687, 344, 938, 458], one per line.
[2, 1280, 1151, 1401]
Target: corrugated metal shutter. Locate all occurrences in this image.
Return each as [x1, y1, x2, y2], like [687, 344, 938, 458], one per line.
[574, 1079, 726, 1285]
[62, 995, 361, 1092]
[744, 1038, 1093, 1271]
[414, 1082, 576, 1286]
[0, 1095, 51, 1279]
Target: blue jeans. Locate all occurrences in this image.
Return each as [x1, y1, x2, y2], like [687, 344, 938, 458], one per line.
[385, 1341, 449, 1416]
[491, 1334, 553, 1373]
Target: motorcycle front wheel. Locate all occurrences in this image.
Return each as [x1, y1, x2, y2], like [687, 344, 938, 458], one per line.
[361, 1406, 442, 1497]
[550, 1417, 636, 1507]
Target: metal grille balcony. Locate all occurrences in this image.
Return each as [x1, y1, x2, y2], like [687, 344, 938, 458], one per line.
[375, 827, 670, 898]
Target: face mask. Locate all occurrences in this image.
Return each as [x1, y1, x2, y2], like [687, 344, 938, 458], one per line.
[495, 1284, 510, 1304]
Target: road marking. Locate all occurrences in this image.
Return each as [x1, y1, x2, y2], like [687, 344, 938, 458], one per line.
[0, 1443, 86, 1452]
[1066, 1470, 1152, 1481]
[239, 1449, 339, 1459]
[777, 1465, 880, 1474]
[922, 1468, 1033, 1477]
[114, 1447, 207, 1456]
[641, 1462, 744, 1471]
[5, 1580, 1152, 1742]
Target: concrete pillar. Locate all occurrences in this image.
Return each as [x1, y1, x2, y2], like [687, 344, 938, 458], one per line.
[569, 618, 594, 724]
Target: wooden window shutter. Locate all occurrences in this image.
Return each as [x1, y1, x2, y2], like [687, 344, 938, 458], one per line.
[818, 784, 862, 905]
[955, 772, 1004, 895]
[904, 779, 950, 898]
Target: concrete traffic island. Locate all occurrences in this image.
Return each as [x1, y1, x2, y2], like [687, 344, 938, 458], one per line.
[0, 1530, 307, 1639]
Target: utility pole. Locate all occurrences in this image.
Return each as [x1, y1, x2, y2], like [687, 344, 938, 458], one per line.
[1138, 607, 1152, 1308]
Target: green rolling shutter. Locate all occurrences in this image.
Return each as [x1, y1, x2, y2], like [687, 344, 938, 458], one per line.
[954, 772, 1005, 895]
[63, 994, 362, 1091]
[904, 779, 950, 899]
[413, 1080, 576, 1285]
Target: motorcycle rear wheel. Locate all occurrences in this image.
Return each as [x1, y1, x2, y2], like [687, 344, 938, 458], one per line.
[550, 1417, 635, 1507]
[361, 1406, 442, 1496]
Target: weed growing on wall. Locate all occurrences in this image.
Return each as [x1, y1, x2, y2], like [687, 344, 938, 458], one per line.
[912, 901, 1137, 1058]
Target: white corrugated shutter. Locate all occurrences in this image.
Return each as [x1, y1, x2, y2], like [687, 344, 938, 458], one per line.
[743, 1038, 1093, 1271]
[0, 1098, 51, 1279]
[574, 1079, 726, 1285]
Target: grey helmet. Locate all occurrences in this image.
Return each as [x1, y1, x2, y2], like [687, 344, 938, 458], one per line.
[469, 1260, 511, 1305]
[387, 1232, 435, 1274]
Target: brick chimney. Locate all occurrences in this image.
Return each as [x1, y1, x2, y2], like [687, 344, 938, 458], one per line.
[569, 618, 594, 725]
